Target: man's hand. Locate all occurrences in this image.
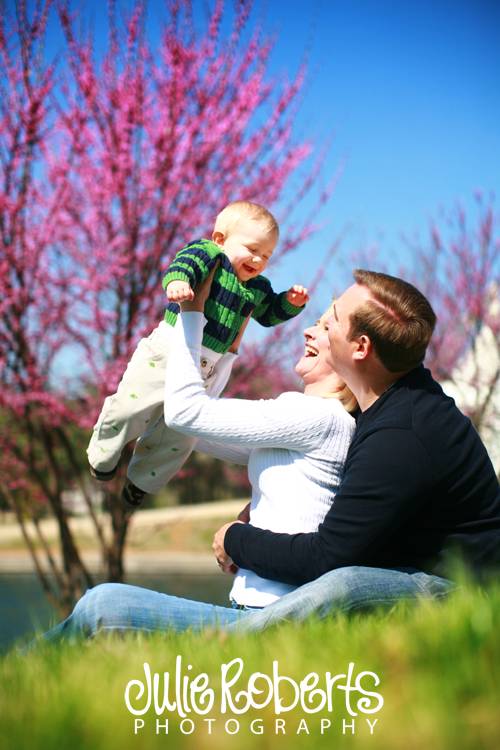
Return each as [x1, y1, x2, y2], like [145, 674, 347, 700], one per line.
[213, 521, 243, 574]
[286, 284, 309, 307]
[166, 280, 194, 303]
[214, 505, 250, 575]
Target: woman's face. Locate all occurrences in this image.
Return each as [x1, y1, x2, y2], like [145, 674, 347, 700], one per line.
[295, 306, 345, 390]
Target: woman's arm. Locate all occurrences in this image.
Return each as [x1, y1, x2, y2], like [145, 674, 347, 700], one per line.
[164, 312, 347, 452]
[194, 437, 250, 465]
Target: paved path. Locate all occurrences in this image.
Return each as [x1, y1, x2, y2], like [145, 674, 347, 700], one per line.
[0, 499, 245, 543]
[0, 499, 245, 573]
[0, 549, 217, 573]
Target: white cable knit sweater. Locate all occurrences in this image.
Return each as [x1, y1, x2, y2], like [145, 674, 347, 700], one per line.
[164, 312, 356, 607]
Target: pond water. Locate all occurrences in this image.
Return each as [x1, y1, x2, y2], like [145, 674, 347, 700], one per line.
[0, 571, 231, 652]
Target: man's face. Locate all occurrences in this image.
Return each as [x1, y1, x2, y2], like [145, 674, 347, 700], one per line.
[326, 283, 373, 378]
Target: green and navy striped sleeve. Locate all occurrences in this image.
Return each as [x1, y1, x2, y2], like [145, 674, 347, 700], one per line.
[162, 239, 222, 291]
[249, 276, 306, 327]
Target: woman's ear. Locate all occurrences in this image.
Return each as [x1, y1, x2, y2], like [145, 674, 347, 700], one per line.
[212, 230, 225, 246]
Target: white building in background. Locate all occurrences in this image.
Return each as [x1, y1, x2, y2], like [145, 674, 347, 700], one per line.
[61, 481, 104, 515]
[440, 310, 500, 476]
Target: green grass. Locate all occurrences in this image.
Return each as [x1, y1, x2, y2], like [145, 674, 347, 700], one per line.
[2, 581, 500, 750]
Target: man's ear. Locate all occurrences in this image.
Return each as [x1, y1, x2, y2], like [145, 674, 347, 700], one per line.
[352, 334, 371, 361]
[212, 230, 225, 246]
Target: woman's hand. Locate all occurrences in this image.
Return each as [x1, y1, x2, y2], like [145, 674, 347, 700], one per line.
[180, 263, 219, 313]
[228, 314, 251, 353]
[237, 502, 251, 524]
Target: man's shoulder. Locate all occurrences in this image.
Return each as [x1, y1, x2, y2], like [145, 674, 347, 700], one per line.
[398, 366, 468, 434]
[359, 365, 482, 460]
[357, 367, 464, 437]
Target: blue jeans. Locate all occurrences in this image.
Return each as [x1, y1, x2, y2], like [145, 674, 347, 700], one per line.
[37, 565, 455, 644]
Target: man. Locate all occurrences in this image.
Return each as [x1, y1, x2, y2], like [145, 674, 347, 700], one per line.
[214, 270, 500, 629]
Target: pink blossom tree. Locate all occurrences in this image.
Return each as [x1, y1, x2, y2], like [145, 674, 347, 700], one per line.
[0, 0, 96, 611]
[402, 194, 500, 473]
[344, 195, 499, 473]
[0, 0, 334, 611]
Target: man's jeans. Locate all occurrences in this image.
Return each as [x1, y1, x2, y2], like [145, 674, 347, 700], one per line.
[38, 566, 455, 644]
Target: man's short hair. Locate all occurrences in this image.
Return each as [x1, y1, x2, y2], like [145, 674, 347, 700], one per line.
[349, 269, 437, 373]
[214, 201, 279, 239]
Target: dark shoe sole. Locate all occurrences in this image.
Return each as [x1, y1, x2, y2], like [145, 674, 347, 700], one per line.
[122, 482, 146, 507]
[89, 465, 117, 481]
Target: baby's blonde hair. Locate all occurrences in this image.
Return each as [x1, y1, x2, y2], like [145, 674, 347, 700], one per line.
[214, 200, 279, 239]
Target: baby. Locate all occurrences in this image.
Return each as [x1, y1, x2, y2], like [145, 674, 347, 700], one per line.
[87, 200, 309, 506]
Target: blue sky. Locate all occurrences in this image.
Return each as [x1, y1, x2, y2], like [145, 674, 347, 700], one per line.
[11, 0, 500, 323]
[255, 0, 500, 298]
[148, 0, 500, 307]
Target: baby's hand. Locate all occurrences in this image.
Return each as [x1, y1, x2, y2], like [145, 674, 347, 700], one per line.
[166, 280, 195, 303]
[286, 284, 309, 307]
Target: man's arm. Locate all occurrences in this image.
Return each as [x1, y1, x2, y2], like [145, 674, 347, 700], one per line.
[223, 429, 433, 585]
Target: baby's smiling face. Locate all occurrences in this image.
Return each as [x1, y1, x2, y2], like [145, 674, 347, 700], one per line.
[213, 217, 277, 282]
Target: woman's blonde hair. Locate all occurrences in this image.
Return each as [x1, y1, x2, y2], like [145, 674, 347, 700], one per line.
[326, 382, 358, 413]
[214, 200, 279, 239]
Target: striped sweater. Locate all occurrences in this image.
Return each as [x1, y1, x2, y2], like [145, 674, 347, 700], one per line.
[162, 238, 305, 354]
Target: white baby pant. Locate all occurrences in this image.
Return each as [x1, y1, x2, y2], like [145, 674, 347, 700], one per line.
[86, 321, 234, 493]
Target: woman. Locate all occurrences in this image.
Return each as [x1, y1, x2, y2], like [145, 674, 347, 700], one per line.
[36, 282, 358, 643]
[163, 306, 356, 608]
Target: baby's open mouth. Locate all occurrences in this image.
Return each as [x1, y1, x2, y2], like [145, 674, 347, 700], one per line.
[305, 344, 318, 357]
[242, 264, 255, 274]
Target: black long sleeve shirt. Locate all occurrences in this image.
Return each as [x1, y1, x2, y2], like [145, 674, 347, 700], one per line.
[224, 366, 500, 584]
